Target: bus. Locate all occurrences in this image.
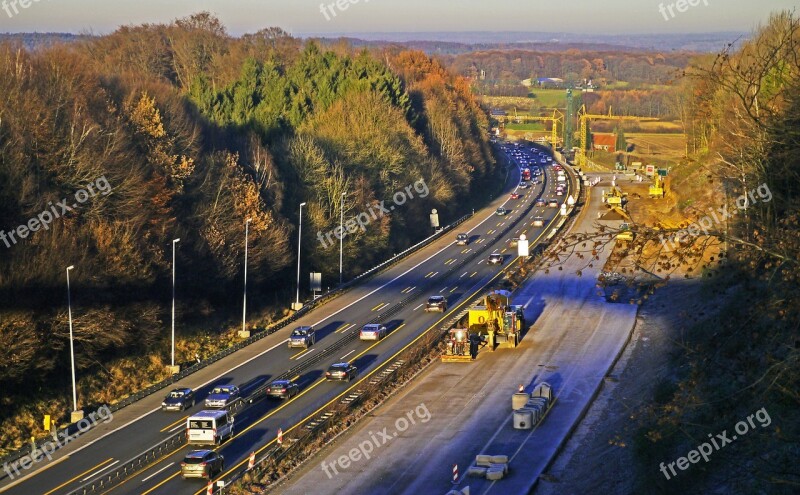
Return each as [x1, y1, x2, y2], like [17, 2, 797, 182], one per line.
[187, 410, 234, 445]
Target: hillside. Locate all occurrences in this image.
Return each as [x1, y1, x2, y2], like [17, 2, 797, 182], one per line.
[0, 13, 495, 453]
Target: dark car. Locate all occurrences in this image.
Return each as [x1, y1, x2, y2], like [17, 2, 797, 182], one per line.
[288, 326, 315, 349]
[488, 253, 504, 265]
[180, 450, 224, 479]
[548, 199, 559, 208]
[268, 380, 299, 399]
[205, 385, 240, 409]
[535, 198, 546, 207]
[162, 387, 195, 412]
[326, 362, 358, 382]
[425, 295, 448, 313]
[455, 233, 469, 245]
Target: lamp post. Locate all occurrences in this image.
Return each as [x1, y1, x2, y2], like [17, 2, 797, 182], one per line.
[66, 265, 80, 420]
[294, 203, 306, 310]
[171, 238, 180, 371]
[339, 192, 345, 285]
[242, 218, 251, 335]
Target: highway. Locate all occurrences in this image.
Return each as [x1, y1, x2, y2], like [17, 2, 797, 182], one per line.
[0, 142, 570, 495]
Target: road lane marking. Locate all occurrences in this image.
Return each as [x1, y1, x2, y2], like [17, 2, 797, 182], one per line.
[291, 348, 314, 360]
[450, 286, 458, 293]
[340, 350, 355, 360]
[371, 302, 386, 311]
[291, 375, 301, 381]
[141, 462, 173, 482]
[413, 303, 423, 310]
[159, 414, 189, 433]
[41, 458, 114, 495]
[81, 460, 120, 482]
[140, 471, 180, 495]
[460, 272, 468, 278]
[336, 323, 355, 334]
[471, 272, 478, 277]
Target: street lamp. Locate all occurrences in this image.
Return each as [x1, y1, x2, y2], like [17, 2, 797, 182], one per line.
[242, 218, 251, 334]
[66, 265, 78, 416]
[339, 192, 346, 285]
[171, 238, 180, 369]
[294, 203, 306, 310]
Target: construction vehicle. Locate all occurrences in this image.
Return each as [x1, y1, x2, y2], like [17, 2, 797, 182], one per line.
[649, 174, 666, 198]
[616, 223, 635, 242]
[442, 328, 485, 362]
[467, 290, 525, 349]
[602, 186, 627, 208]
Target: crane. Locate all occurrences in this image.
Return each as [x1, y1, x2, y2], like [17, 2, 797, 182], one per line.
[505, 109, 564, 148]
[576, 106, 658, 169]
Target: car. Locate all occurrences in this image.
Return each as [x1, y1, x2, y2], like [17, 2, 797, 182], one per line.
[205, 385, 240, 408]
[488, 253, 504, 265]
[162, 387, 195, 412]
[326, 362, 358, 382]
[509, 237, 519, 247]
[181, 450, 224, 479]
[547, 156, 553, 162]
[425, 295, 448, 313]
[554, 164, 563, 171]
[360, 323, 388, 341]
[535, 198, 546, 207]
[510, 192, 520, 199]
[518, 182, 529, 189]
[548, 199, 559, 207]
[456, 233, 469, 245]
[268, 379, 299, 399]
[496, 207, 508, 216]
[556, 189, 564, 196]
[540, 158, 547, 164]
[288, 326, 315, 349]
[533, 216, 545, 227]
[557, 175, 567, 183]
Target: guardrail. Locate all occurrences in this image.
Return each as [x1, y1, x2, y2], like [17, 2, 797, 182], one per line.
[0, 213, 474, 477]
[60, 153, 566, 494]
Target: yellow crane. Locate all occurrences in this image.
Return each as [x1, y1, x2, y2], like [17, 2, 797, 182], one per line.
[506, 109, 564, 148]
[576, 106, 659, 168]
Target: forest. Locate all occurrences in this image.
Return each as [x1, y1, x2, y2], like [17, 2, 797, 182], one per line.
[0, 13, 495, 452]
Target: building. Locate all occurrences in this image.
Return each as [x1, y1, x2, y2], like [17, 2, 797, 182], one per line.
[592, 133, 617, 152]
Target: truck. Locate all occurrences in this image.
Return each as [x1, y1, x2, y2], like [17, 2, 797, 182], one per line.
[521, 168, 531, 181]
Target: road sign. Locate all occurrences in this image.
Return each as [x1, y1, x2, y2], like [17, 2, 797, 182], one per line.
[310, 272, 321, 292]
[430, 209, 440, 229]
[518, 234, 529, 257]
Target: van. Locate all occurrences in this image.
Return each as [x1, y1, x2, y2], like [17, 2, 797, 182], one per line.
[187, 410, 234, 446]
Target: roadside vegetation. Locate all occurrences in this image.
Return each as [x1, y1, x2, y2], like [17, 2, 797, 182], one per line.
[0, 13, 495, 454]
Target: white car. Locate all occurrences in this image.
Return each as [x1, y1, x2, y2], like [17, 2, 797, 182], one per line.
[360, 324, 387, 341]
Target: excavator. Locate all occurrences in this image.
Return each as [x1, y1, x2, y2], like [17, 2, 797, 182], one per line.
[649, 174, 666, 198]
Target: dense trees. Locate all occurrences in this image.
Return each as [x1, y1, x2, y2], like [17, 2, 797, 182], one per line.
[0, 14, 495, 451]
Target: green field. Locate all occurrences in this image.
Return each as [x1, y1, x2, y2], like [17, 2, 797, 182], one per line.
[505, 122, 546, 131]
[527, 88, 569, 108]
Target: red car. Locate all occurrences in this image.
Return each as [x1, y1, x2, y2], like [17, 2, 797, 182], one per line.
[510, 192, 520, 199]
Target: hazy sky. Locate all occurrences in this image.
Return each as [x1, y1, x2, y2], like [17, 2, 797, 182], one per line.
[0, 0, 795, 35]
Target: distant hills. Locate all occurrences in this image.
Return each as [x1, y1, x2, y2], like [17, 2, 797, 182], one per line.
[1, 31, 749, 54]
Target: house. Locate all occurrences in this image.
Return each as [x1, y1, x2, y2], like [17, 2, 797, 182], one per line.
[592, 133, 617, 152]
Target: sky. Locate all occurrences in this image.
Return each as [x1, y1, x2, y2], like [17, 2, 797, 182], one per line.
[0, 0, 795, 36]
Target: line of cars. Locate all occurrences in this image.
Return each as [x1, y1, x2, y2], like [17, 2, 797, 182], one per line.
[165, 144, 550, 481]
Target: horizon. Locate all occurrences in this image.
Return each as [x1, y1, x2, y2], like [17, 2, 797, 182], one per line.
[0, 0, 793, 36]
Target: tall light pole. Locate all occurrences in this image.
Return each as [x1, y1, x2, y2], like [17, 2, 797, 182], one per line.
[242, 218, 251, 334]
[171, 238, 180, 369]
[66, 265, 78, 415]
[295, 203, 306, 309]
[339, 192, 345, 285]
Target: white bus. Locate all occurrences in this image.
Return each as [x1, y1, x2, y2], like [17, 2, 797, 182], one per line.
[187, 410, 234, 445]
